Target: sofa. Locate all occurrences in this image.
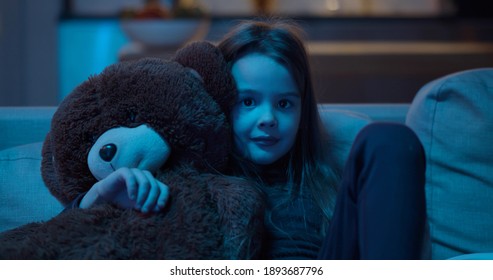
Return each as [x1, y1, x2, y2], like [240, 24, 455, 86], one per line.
[1, 68, 492, 260]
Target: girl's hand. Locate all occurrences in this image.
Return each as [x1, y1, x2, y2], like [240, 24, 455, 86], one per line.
[80, 167, 169, 213]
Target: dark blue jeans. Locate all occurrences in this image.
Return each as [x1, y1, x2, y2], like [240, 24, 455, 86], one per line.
[318, 123, 427, 259]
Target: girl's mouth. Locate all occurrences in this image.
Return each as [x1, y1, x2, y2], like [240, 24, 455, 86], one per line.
[251, 136, 279, 146]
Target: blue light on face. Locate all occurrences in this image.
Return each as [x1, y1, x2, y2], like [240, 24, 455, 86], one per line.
[58, 19, 130, 101]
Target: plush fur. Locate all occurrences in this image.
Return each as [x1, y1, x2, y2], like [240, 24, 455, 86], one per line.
[0, 42, 264, 259]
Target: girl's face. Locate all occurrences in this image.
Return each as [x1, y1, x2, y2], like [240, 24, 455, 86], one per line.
[231, 53, 301, 165]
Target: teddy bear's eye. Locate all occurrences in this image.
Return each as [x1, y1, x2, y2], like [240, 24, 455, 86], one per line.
[86, 133, 98, 143]
[128, 111, 137, 122]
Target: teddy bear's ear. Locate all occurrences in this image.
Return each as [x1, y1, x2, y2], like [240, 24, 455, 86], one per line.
[173, 41, 236, 117]
[186, 68, 204, 83]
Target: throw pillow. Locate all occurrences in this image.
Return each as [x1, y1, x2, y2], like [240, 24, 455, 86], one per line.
[406, 68, 493, 259]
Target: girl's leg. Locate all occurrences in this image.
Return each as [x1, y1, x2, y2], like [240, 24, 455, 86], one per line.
[318, 123, 426, 259]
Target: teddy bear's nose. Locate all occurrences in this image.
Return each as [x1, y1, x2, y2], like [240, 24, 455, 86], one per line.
[99, 144, 117, 162]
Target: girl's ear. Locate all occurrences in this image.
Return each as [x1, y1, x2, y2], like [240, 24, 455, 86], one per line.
[172, 41, 236, 118]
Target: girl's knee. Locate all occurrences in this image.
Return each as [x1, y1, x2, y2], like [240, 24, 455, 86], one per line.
[355, 122, 424, 161]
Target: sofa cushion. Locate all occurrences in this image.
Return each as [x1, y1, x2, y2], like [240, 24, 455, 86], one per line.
[0, 142, 63, 233]
[406, 68, 493, 259]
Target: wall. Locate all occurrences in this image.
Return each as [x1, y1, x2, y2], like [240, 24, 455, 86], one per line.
[0, 0, 60, 106]
[0, 0, 491, 106]
[68, 0, 445, 17]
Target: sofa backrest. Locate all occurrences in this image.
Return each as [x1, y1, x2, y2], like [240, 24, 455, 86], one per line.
[0, 104, 408, 150]
[0, 107, 54, 150]
[0, 104, 408, 233]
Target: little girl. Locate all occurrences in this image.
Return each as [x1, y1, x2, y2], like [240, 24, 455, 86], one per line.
[218, 19, 426, 259]
[70, 19, 427, 260]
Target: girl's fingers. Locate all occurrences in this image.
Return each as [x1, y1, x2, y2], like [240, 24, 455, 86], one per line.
[131, 169, 151, 210]
[141, 171, 160, 213]
[119, 167, 138, 201]
[102, 168, 169, 213]
[98, 167, 135, 201]
[155, 181, 169, 211]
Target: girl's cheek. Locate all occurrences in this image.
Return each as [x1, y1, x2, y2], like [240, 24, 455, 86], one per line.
[237, 112, 254, 129]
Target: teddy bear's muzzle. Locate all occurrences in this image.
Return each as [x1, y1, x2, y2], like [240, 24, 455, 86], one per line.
[87, 125, 170, 181]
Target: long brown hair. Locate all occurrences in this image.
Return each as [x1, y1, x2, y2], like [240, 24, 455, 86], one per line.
[218, 19, 341, 228]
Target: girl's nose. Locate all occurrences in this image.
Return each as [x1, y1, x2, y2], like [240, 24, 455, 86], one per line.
[258, 109, 277, 128]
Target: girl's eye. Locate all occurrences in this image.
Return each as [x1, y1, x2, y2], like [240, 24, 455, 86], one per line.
[278, 99, 292, 109]
[242, 98, 254, 107]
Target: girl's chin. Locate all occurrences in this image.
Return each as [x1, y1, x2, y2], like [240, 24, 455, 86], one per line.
[249, 152, 283, 166]
[236, 144, 286, 165]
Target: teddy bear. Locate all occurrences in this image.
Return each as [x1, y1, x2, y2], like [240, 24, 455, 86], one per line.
[0, 42, 265, 259]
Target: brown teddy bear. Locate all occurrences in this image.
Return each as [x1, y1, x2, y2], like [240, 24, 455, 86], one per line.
[0, 42, 265, 259]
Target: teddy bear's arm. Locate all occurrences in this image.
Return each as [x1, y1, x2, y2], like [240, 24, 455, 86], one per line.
[203, 174, 265, 259]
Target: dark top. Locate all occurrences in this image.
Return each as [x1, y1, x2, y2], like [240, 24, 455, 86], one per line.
[255, 158, 324, 260]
